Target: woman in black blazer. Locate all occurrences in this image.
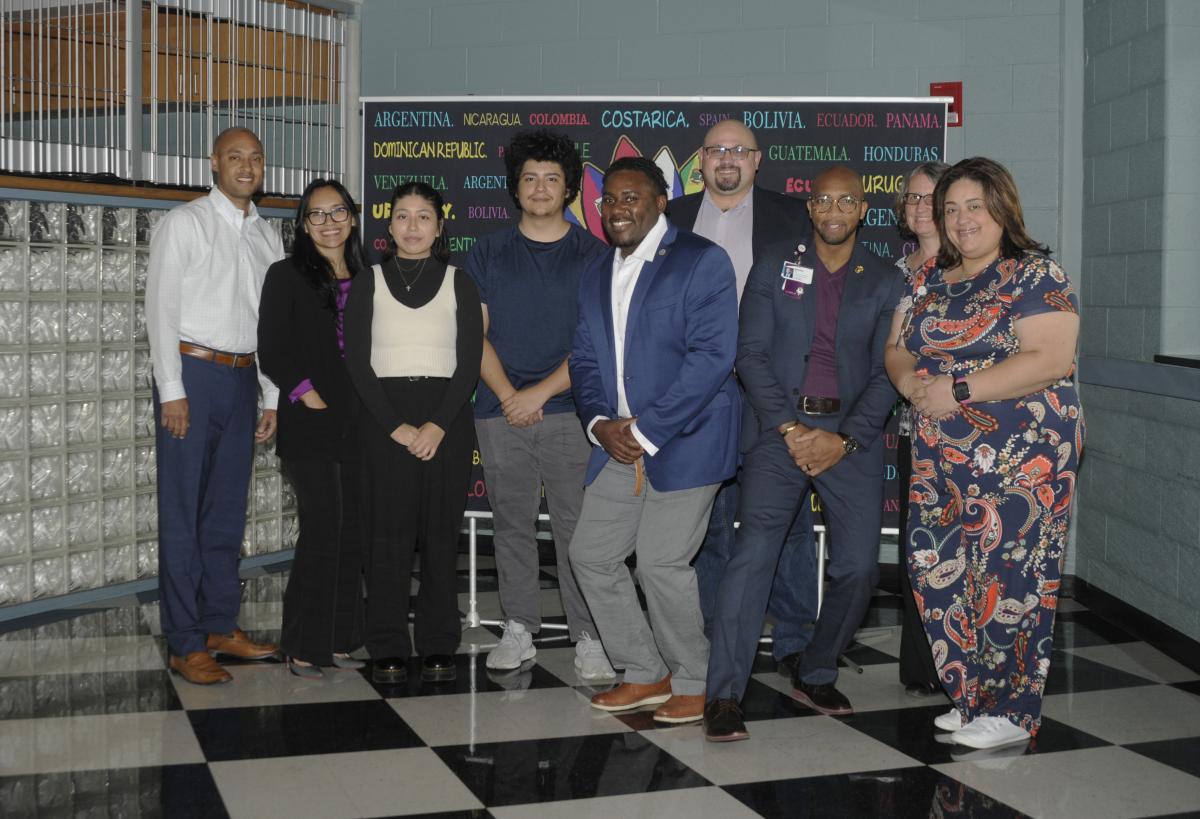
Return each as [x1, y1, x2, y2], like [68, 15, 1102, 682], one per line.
[258, 179, 368, 678]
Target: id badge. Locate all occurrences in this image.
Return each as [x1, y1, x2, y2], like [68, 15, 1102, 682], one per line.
[782, 278, 805, 299]
[781, 261, 814, 284]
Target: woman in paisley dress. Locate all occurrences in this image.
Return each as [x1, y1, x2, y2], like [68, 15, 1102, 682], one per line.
[885, 157, 1085, 751]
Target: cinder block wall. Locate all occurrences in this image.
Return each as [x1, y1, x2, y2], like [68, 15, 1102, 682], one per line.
[1076, 0, 1200, 641]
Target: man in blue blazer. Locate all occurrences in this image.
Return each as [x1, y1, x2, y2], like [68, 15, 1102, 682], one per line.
[704, 165, 902, 741]
[569, 156, 741, 726]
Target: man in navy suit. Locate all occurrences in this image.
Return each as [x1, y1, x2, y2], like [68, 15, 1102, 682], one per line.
[668, 119, 817, 675]
[569, 157, 741, 726]
[704, 165, 902, 741]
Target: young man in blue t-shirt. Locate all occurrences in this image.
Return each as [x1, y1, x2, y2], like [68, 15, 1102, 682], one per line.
[467, 130, 613, 679]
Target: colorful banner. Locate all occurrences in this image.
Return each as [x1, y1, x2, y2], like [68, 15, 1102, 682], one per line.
[361, 96, 948, 526]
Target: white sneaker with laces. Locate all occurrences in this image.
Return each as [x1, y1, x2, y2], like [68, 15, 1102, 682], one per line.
[486, 620, 536, 670]
[950, 715, 1031, 750]
[574, 632, 616, 680]
[934, 708, 965, 732]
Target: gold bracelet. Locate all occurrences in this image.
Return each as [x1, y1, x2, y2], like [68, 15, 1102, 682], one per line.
[781, 422, 798, 436]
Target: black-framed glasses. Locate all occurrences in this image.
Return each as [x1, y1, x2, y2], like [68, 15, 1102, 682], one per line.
[903, 192, 935, 207]
[305, 206, 351, 225]
[702, 145, 758, 160]
[811, 194, 862, 213]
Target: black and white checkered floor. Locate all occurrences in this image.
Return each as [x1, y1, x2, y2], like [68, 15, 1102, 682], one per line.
[3, 557, 1200, 818]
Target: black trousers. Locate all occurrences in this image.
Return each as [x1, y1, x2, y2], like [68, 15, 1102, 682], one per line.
[361, 379, 473, 659]
[897, 431, 939, 687]
[280, 456, 365, 665]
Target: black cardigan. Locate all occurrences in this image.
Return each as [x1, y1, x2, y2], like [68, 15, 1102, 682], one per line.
[257, 257, 360, 461]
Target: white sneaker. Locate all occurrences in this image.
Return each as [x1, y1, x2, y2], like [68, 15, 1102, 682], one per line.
[486, 620, 536, 670]
[950, 715, 1031, 750]
[573, 632, 616, 680]
[934, 708, 965, 732]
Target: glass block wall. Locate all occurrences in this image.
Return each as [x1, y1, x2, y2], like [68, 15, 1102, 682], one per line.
[0, 196, 297, 608]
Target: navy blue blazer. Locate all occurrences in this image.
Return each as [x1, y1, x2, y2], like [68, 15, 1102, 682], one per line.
[736, 240, 902, 468]
[570, 221, 742, 492]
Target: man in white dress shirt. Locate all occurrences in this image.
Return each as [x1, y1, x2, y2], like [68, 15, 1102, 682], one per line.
[146, 127, 283, 685]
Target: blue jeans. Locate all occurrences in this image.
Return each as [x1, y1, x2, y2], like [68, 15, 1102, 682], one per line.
[694, 472, 818, 660]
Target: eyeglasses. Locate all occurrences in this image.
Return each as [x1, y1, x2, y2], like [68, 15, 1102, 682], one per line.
[305, 206, 351, 225]
[702, 145, 758, 160]
[810, 194, 862, 213]
[903, 192, 935, 207]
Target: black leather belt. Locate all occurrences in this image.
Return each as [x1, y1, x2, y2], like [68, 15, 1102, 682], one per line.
[798, 395, 841, 416]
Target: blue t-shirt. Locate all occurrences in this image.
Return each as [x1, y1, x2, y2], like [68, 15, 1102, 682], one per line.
[466, 223, 608, 419]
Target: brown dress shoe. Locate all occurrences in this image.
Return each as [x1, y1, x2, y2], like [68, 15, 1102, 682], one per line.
[206, 628, 278, 660]
[653, 694, 705, 724]
[589, 674, 672, 712]
[170, 652, 233, 685]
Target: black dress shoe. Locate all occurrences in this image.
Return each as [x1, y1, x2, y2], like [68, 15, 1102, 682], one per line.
[792, 681, 853, 716]
[421, 654, 457, 682]
[777, 652, 802, 678]
[703, 698, 749, 742]
[371, 656, 407, 684]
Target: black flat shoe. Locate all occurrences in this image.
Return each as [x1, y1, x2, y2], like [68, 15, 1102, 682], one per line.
[704, 698, 749, 742]
[905, 682, 942, 698]
[421, 654, 457, 682]
[372, 656, 407, 684]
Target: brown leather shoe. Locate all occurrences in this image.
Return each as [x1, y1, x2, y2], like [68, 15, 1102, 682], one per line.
[206, 628, 278, 661]
[170, 651, 233, 685]
[653, 694, 705, 724]
[589, 674, 672, 712]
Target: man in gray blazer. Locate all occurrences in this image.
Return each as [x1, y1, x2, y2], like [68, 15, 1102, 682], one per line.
[704, 165, 902, 740]
[667, 119, 817, 676]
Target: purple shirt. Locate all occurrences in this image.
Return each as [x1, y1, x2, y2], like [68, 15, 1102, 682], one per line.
[289, 277, 353, 403]
[800, 256, 846, 399]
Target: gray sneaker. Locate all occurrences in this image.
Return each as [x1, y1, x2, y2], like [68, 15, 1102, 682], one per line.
[574, 632, 616, 680]
[486, 620, 536, 670]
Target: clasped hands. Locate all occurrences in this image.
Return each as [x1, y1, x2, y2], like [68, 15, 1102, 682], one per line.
[390, 421, 445, 461]
[593, 417, 644, 464]
[778, 421, 844, 478]
[906, 374, 960, 422]
[499, 385, 546, 428]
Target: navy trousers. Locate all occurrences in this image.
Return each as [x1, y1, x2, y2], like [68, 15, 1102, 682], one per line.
[154, 356, 258, 657]
[694, 474, 818, 659]
[707, 422, 883, 700]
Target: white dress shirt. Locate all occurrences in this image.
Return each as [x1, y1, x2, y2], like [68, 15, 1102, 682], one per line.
[145, 187, 284, 407]
[586, 213, 669, 457]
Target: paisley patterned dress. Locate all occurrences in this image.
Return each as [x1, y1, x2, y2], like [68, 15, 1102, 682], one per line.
[898, 252, 1085, 734]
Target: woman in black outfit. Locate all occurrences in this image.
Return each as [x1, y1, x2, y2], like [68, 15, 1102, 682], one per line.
[258, 178, 367, 678]
[344, 182, 482, 684]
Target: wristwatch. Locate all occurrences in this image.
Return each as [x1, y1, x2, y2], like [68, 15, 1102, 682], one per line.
[838, 433, 860, 455]
[952, 375, 972, 404]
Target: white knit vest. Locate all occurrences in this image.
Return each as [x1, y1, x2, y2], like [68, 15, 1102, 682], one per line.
[369, 263, 457, 377]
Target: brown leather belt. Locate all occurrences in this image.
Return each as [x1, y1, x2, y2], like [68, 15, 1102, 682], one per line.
[179, 341, 256, 368]
[798, 395, 841, 416]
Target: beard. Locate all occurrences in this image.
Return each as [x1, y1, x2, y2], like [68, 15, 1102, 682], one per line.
[711, 167, 742, 193]
[814, 223, 857, 246]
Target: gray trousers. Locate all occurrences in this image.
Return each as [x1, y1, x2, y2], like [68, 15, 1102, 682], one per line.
[568, 459, 718, 696]
[476, 412, 596, 641]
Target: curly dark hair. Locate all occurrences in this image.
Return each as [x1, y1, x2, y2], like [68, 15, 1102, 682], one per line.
[290, 178, 368, 312]
[934, 157, 1050, 270]
[381, 181, 450, 264]
[605, 156, 669, 197]
[504, 130, 584, 210]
